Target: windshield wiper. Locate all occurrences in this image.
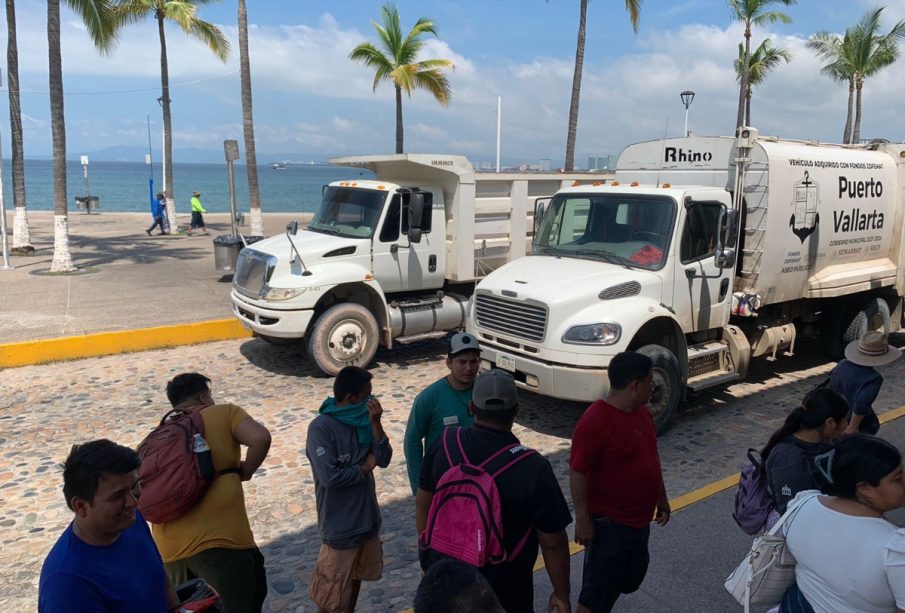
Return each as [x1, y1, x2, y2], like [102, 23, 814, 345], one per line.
[535, 246, 561, 258]
[573, 249, 634, 269]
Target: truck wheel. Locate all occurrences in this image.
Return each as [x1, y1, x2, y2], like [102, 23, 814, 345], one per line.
[307, 303, 379, 376]
[636, 345, 682, 435]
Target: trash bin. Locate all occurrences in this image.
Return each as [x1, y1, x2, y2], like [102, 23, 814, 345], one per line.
[213, 235, 244, 272]
[74, 195, 100, 214]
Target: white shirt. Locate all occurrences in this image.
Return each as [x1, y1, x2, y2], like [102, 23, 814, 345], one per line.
[785, 491, 905, 613]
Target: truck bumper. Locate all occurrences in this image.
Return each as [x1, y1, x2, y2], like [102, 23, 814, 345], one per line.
[478, 342, 608, 403]
[231, 292, 315, 338]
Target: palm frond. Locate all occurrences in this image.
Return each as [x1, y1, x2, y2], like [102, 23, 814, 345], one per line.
[188, 17, 229, 61]
[412, 68, 451, 105]
[66, 0, 118, 53]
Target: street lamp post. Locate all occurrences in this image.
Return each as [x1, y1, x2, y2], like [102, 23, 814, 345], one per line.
[680, 90, 695, 137]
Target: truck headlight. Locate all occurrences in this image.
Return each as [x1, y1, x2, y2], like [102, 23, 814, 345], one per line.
[263, 286, 307, 301]
[562, 322, 621, 345]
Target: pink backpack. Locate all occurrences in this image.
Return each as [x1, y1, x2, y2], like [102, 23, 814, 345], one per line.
[419, 427, 537, 567]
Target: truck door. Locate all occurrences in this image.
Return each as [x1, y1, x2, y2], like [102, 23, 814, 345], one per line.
[373, 191, 443, 293]
[672, 197, 732, 332]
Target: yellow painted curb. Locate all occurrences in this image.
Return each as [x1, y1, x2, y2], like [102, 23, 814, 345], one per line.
[0, 318, 252, 368]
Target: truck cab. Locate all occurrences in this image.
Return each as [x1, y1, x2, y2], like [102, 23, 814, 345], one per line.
[468, 183, 737, 431]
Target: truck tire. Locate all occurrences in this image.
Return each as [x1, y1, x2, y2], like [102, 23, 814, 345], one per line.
[307, 303, 379, 376]
[636, 345, 682, 435]
[822, 297, 891, 358]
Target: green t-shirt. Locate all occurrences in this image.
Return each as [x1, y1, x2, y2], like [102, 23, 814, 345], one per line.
[404, 377, 474, 494]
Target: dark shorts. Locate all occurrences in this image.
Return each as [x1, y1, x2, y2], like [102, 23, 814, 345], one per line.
[165, 546, 267, 613]
[191, 211, 205, 228]
[578, 517, 650, 612]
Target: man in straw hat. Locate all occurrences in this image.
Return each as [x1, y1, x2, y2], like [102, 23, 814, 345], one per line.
[188, 190, 209, 236]
[831, 330, 902, 435]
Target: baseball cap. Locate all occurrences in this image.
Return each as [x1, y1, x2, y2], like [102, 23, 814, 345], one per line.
[472, 370, 518, 411]
[449, 332, 480, 357]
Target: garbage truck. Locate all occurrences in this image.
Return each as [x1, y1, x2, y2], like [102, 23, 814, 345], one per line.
[230, 154, 591, 375]
[466, 127, 905, 432]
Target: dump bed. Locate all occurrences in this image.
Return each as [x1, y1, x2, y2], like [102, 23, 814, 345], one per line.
[330, 154, 590, 282]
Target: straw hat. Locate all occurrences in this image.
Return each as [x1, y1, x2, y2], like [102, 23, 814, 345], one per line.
[192, 190, 202, 197]
[844, 330, 902, 367]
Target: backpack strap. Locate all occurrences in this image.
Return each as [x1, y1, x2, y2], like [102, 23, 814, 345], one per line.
[480, 442, 538, 479]
[442, 427, 470, 467]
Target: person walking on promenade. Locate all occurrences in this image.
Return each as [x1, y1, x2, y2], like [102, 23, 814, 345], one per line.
[404, 331, 480, 493]
[306, 366, 392, 613]
[417, 370, 573, 613]
[188, 190, 209, 236]
[146, 191, 168, 236]
[762, 388, 849, 516]
[779, 434, 905, 612]
[151, 373, 272, 613]
[831, 330, 902, 435]
[39, 439, 180, 612]
[569, 351, 670, 613]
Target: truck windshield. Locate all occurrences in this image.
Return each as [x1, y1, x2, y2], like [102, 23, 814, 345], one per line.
[308, 187, 387, 239]
[533, 194, 675, 269]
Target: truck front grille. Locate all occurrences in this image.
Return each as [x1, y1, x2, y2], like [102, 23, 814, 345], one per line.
[475, 292, 548, 342]
[234, 249, 276, 298]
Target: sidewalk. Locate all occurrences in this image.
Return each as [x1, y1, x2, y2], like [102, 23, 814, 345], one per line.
[1, 211, 304, 346]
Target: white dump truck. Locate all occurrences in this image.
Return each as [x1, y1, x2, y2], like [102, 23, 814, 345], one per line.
[230, 154, 590, 374]
[467, 128, 905, 432]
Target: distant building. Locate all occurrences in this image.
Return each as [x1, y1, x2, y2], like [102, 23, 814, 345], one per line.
[587, 155, 617, 171]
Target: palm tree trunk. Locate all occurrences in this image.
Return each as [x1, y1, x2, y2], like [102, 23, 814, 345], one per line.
[157, 13, 177, 231]
[564, 0, 587, 171]
[395, 84, 403, 154]
[843, 79, 854, 144]
[852, 80, 863, 144]
[238, 0, 263, 236]
[745, 87, 752, 127]
[7, 0, 31, 250]
[736, 23, 751, 130]
[48, 0, 74, 272]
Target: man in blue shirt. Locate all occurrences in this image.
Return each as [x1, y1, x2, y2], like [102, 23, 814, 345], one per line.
[39, 439, 180, 613]
[831, 330, 902, 435]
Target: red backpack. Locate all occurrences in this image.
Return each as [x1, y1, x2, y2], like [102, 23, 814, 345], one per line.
[137, 409, 236, 523]
[419, 427, 537, 567]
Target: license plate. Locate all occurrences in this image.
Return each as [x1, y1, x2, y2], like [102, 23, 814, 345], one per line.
[496, 353, 516, 372]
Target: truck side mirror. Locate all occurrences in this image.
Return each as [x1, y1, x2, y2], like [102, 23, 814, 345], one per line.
[287, 221, 299, 236]
[714, 206, 738, 270]
[407, 192, 425, 244]
[534, 198, 549, 236]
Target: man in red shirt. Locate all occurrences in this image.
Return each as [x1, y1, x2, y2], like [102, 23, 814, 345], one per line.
[569, 351, 670, 612]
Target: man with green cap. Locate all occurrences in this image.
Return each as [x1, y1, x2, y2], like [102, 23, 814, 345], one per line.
[305, 366, 392, 613]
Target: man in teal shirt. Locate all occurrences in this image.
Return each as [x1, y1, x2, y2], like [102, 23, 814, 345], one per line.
[404, 332, 480, 493]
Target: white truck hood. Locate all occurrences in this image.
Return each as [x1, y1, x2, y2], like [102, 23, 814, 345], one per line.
[247, 229, 366, 262]
[479, 254, 662, 306]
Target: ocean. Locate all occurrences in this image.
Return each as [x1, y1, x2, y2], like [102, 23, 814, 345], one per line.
[0, 159, 375, 214]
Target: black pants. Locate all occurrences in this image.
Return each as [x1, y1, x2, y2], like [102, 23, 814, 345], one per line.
[147, 216, 166, 234]
[191, 211, 206, 229]
[578, 517, 650, 612]
[165, 546, 267, 613]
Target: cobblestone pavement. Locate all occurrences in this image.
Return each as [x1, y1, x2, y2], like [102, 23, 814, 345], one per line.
[2, 336, 904, 612]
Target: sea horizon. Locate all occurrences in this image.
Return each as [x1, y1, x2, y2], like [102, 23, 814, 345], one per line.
[0, 159, 374, 214]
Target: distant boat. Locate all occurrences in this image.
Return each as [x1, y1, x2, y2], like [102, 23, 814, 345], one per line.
[272, 162, 287, 170]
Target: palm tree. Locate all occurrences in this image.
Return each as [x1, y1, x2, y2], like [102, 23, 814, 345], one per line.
[48, 0, 117, 273]
[349, 2, 453, 154]
[7, 0, 33, 252]
[734, 39, 791, 125]
[562, 0, 640, 171]
[728, 0, 795, 131]
[848, 7, 905, 143]
[114, 0, 229, 231]
[237, 0, 262, 236]
[809, 29, 857, 143]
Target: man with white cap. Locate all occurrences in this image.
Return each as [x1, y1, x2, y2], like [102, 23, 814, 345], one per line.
[831, 330, 902, 435]
[404, 332, 480, 493]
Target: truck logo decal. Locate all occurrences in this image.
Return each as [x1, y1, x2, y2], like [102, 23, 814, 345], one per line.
[789, 172, 819, 243]
[839, 176, 882, 199]
[664, 147, 712, 163]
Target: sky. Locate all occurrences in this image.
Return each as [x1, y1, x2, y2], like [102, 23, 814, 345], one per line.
[3, 0, 905, 167]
